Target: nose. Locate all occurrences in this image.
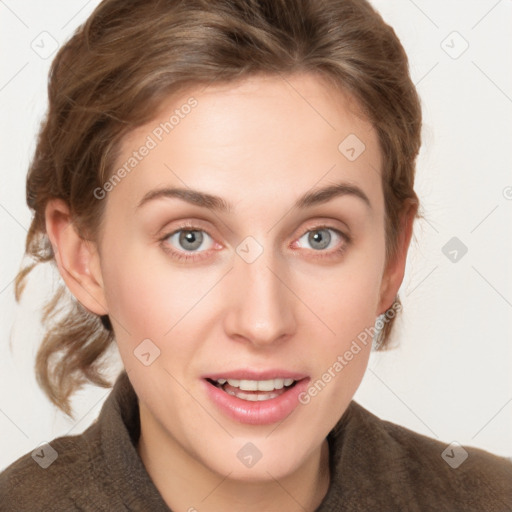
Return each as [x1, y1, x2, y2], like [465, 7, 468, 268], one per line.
[223, 243, 297, 348]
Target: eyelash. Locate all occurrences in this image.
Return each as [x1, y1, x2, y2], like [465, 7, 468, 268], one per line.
[159, 221, 351, 262]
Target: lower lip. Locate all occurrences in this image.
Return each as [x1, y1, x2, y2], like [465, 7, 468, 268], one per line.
[202, 378, 310, 425]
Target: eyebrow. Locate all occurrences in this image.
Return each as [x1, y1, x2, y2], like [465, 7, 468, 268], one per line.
[136, 181, 371, 212]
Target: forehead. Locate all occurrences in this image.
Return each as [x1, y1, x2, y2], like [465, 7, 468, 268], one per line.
[109, 72, 383, 216]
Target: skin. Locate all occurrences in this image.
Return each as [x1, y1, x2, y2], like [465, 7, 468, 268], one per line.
[45, 72, 416, 511]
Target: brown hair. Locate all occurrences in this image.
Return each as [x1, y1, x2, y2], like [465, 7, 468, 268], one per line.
[15, 0, 422, 417]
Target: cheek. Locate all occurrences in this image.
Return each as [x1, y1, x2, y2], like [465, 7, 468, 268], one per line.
[299, 257, 382, 414]
[295, 238, 385, 401]
[99, 235, 217, 358]
[305, 246, 384, 338]
[98, 229, 167, 346]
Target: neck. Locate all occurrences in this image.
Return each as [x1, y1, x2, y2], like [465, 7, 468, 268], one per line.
[136, 403, 331, 512]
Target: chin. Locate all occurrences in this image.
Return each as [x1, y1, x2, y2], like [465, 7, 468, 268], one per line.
[198, 434, 320, 482]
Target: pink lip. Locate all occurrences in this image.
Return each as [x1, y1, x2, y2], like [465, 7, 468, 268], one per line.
[203, 369, 308, 380]
[202, 375, 310, 425]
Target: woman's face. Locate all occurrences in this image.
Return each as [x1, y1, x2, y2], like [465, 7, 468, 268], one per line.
[97, 72, 392, 479]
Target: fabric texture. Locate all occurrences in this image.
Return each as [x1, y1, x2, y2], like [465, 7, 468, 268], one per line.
[1, 370, 511, 511]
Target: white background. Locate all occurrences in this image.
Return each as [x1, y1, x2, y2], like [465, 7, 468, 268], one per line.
[1, 0, 511, 470]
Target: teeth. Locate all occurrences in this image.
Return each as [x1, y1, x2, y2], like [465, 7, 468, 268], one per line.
[217, 378, 296, 391]
[224, 387, 281, 401]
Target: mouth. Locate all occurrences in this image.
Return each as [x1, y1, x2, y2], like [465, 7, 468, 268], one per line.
[205, 377, 300, 401]
[202, 369, 310, 424]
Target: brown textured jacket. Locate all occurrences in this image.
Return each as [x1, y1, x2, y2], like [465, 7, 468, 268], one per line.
[1, 370, 511, 511]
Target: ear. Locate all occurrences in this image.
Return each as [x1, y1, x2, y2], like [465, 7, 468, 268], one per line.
[377, 201, 417, 315]
[45, 198, 108, 316]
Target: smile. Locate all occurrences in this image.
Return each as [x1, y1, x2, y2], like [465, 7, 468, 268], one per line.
[202, 371, 310, 425]
[207, 378, 298, 401]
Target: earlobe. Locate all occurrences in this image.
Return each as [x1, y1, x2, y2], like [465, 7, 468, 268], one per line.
[377, 202, 417, 315]
[45, 199, 108, 316]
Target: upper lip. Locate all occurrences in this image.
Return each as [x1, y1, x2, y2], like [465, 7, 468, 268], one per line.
[204, 369, 309, 381]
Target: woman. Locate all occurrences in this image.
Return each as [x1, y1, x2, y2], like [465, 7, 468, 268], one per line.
[1, 0, 510, 510]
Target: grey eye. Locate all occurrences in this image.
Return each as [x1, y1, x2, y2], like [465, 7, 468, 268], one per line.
[307, 229, 331, 250]
[297, 228, 341, 251]
[167, 229, 213, 252]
